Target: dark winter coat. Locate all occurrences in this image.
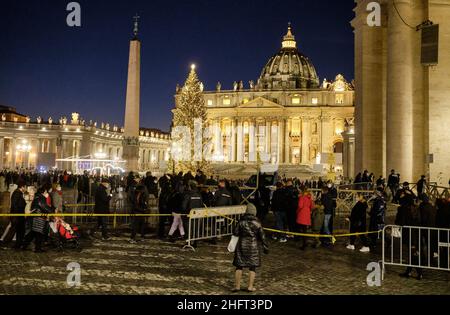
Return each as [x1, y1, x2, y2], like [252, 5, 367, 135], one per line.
[213, 187, 233, 207]
[131, 185, 149, 214]
[282, 185, 299, 213]
[10, 189, 26, 214]
[94, 184, 111, 214]
[321, 192, 334, 215]
[350, 200, 368, 229]
[370, 193, 386, 230]
[181, 189, 203, 214]
[233, 214, 268, 268]
[270, 188, 284, 212]
[229, 185, 242, 205]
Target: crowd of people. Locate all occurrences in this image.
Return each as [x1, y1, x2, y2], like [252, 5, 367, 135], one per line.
[1, 167, 449, 287]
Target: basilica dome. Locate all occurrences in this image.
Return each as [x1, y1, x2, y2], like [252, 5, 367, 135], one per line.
[257, 24, 320, 90]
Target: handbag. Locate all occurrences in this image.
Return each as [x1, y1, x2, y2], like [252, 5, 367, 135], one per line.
[227, 235, 239, 253]
[391, 226, 402, 238]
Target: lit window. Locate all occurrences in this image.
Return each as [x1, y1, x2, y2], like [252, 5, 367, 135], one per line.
[223, 97, 231, 105]
[207, 100, 213, 106]
[312, 97, 318, 105]
[292, 97, 300, 105]
[335, 94, 344, 104]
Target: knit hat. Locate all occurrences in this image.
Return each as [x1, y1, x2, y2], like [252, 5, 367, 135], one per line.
[246, 203, 257, 216]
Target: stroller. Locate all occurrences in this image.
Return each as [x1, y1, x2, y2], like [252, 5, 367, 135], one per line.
[49, 219, 81, 251]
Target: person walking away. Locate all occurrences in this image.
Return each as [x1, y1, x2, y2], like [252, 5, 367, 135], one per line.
[3, 179, 27, 249]
[158, 180, 173, 239]
[388, 170, 400, 202]
[21, 185, 54, 252]
[346, 193, 369, 251]
[297, 189, 314, 250]
[232, 203, 268, 292]
[271, 182, 287, 242]
[129, 184, 148, 243]
[92, 178, 112, 240]
[360, 187, 386, 253]
[167, 182, 186, 242]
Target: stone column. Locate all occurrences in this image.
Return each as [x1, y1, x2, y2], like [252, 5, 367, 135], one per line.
[11, 138, 17, 169]
[284, 119, 290, 164]
[386, 0, 414, 182]
[277, 120, 284, 164]
[301, 117, 311, 164]
[231, 119, 236, 162]
[265, 120, 271, 155]
[249, 119, 256, 162]
[0, 137, 4, 170]
[237, 119, 243, 162]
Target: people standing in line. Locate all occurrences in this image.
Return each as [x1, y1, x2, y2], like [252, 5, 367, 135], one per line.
[167, 182, 186, 242]
[376, 176, 385, 188]
[346, 193, 369, 251]
[320, 186, 334, 246]
[361, 187, 386, 253]
[271, 182, 287, 242]
[416, 175, 427, 200]
[92, 178, 112, 240]
[2, 179, 27, 249]
[158, 179, 173, 239]
[22, 184, 54, 253]
[327, 181, 338, 234]
[283, 179, 299, 238]
[129, 184, 148, 244]
[254, 180, 270, 224]
[297, 189, 314, 250]
[51, 183, 63, 214]
[231, 203, 268, 293]
[388, 169, 400, 202]
[229, 181, 243, 205]
[144, 171, 158, 198]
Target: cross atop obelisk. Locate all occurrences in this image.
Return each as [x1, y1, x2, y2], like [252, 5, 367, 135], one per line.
[133, 14, 140, 39]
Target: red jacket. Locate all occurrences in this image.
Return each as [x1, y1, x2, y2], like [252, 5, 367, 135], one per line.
[296, 193, 314, 226]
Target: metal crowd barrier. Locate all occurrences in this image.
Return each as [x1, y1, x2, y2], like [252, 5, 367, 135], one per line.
[183, 205, 247, 251]
[382, 224, 450, 280]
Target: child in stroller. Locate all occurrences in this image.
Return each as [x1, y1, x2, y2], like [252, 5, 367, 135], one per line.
[49, 218, 81, 251]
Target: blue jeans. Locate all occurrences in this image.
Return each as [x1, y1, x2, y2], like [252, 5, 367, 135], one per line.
[274, 212, 287, 238]
[323, 214, 332, 235]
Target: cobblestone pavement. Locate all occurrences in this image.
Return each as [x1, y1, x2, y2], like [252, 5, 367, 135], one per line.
[0, 231, 449, 295]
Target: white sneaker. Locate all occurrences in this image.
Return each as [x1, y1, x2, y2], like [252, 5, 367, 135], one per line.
[279, 238, 287, 243]
[346, 244, 355, 250]
[359, 246, 370, 253]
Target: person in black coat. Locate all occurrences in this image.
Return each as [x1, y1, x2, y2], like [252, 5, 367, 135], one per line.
[92, 178, 112, 240]
[282, 180, 299, 236]
[129, 184, 148, 243]
[3, 179, 27, 249]
[271, 182, 287, 242]
[416, 175, 426, 200]
[213, 180, 233, 207]
[229, 181, 242, 205]
[346, 193, 369, 250]
[232, 203, 268, 292]
[167, 182, 186, 242]
[158, 179, 173, 239]
[182, 181, 204, 247]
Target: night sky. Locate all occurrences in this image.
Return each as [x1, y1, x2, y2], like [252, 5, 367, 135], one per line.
[0, 0, 355, 132]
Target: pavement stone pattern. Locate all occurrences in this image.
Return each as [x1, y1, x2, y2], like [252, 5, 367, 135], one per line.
[1, 231, 449, 295]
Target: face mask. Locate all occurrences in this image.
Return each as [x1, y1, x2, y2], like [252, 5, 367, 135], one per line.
[327, 184, 332, 188]
[43, 192, 49, 198]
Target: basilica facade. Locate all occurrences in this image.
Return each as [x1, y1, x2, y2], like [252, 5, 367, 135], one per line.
[176, 25, 355, 177]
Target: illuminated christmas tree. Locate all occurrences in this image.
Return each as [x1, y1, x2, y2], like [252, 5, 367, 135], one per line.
[171, 65, 211, 175]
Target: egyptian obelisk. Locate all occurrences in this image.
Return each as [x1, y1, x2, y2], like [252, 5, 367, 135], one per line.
[123, 15, 141, 172]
